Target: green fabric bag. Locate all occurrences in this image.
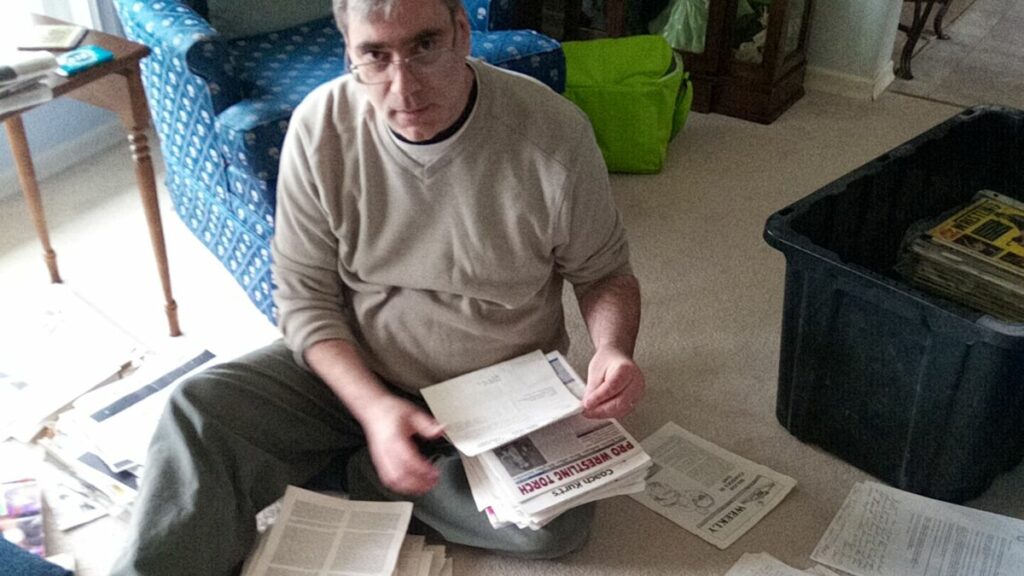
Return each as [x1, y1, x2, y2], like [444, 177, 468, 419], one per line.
[563, 35, 692, 174]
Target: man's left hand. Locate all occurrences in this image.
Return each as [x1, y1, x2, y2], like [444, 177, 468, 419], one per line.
[582, 347, 645, 420]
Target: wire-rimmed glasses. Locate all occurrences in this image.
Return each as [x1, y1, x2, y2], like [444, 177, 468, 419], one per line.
[349, 48, 456, 85]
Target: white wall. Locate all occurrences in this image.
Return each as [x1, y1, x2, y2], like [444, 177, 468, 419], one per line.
[805, 0, 902, 100]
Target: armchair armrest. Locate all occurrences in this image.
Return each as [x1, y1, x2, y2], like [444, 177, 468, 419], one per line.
[112, 0, 241, 113]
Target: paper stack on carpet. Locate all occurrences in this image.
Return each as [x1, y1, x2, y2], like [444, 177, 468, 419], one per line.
[422, 350, 652, 530]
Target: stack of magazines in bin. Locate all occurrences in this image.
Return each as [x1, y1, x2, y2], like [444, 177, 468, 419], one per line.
[421, 350, 651, 530]
[897, 189, 1024, 322]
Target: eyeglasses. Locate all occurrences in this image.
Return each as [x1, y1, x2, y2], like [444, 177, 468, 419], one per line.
[349, 48, 456, 85]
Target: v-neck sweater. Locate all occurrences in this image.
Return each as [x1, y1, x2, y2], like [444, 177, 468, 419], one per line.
[272, 59, 632, 393]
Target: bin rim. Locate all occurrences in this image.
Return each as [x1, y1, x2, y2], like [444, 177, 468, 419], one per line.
[763, 105, 1024, 343]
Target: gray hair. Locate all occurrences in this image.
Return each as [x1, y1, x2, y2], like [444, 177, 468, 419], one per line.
[333, 0, 462, 33]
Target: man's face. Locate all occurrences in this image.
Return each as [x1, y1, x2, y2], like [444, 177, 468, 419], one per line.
[344, 0, 473, 142]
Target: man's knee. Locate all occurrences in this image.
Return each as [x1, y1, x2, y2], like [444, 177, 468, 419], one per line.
[501, 502, 595, 559]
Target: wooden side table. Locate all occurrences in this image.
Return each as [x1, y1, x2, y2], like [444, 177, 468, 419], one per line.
[2, 15, 181, 336]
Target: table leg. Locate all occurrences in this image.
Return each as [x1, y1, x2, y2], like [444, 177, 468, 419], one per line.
[5, 116, 62, 284]
[123, 67, 181, 337]
[897, 0, 938, 80]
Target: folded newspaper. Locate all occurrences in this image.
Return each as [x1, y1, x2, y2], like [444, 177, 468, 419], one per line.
[421, 350, 652, 530]
[630, 422, 796, 549]
[897, 189, 1024, 322]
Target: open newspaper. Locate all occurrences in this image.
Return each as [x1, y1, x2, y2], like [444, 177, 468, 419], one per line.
[898, 189, 1024, 321]
[242, 486, 414, 576]
[424, 351, 651, 530]
[812, 481, 1024, 576]
[629, 422, 795, 549]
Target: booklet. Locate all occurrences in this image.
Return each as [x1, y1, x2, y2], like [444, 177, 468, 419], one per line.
[629, 421, 796, 549]
[420, 350, 583, 457]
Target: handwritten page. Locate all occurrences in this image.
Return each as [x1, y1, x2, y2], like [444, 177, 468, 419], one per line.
[812, 481, 1024, 576]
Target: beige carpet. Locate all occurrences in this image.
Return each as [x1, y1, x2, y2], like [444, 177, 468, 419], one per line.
[2, 87, 1022, 574]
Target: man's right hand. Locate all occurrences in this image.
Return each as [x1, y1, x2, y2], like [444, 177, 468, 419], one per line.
[360, 395, 445, 496]
[304, 339, 446, 497]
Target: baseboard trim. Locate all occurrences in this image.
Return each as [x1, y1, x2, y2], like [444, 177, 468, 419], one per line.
[805, 63, 896, 102]
[0, 120, 124, 202]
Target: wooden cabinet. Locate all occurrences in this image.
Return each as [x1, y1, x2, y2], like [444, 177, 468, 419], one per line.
[558, 0, 814, 124]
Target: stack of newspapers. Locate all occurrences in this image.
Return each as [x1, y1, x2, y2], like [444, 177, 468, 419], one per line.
[0, 51, 57, 114]
[897, 189, 1024, 322]
[422, 350, 652, 530]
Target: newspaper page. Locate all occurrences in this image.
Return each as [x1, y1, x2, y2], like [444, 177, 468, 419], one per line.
[630, 422, 796, 549]
[479, 412, 645, 503]
[241, 486, 412, 576]
[420, 350, 583, 457]
[811, 481, 1024, 576]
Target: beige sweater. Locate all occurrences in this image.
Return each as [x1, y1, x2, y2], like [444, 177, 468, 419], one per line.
[272, 59, 632, 393]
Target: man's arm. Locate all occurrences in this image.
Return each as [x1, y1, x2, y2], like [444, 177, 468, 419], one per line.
[304, 339, 444, 496]
[576, 274, 645, 420]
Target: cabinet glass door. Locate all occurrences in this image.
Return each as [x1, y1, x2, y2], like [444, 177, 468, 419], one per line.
[784, 0, 807, 57]
[731, 0, 772, 63]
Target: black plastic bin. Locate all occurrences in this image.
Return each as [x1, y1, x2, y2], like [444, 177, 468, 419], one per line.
[763, 106, 1024, 503]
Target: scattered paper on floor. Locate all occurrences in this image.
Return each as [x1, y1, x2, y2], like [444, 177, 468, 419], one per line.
[629, 421, 795, 549]
[812, 481, 1024, 576]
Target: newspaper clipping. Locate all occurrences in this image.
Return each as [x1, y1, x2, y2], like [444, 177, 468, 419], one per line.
[630, 422, 796, 549]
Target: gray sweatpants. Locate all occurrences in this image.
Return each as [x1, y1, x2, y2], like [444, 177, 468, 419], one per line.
[111, 340, 593, 575]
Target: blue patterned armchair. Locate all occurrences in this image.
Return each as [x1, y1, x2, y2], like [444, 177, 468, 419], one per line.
[111, 0, 565, 322]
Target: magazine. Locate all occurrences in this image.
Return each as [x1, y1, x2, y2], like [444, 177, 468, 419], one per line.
[1, 478, 46, 557]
